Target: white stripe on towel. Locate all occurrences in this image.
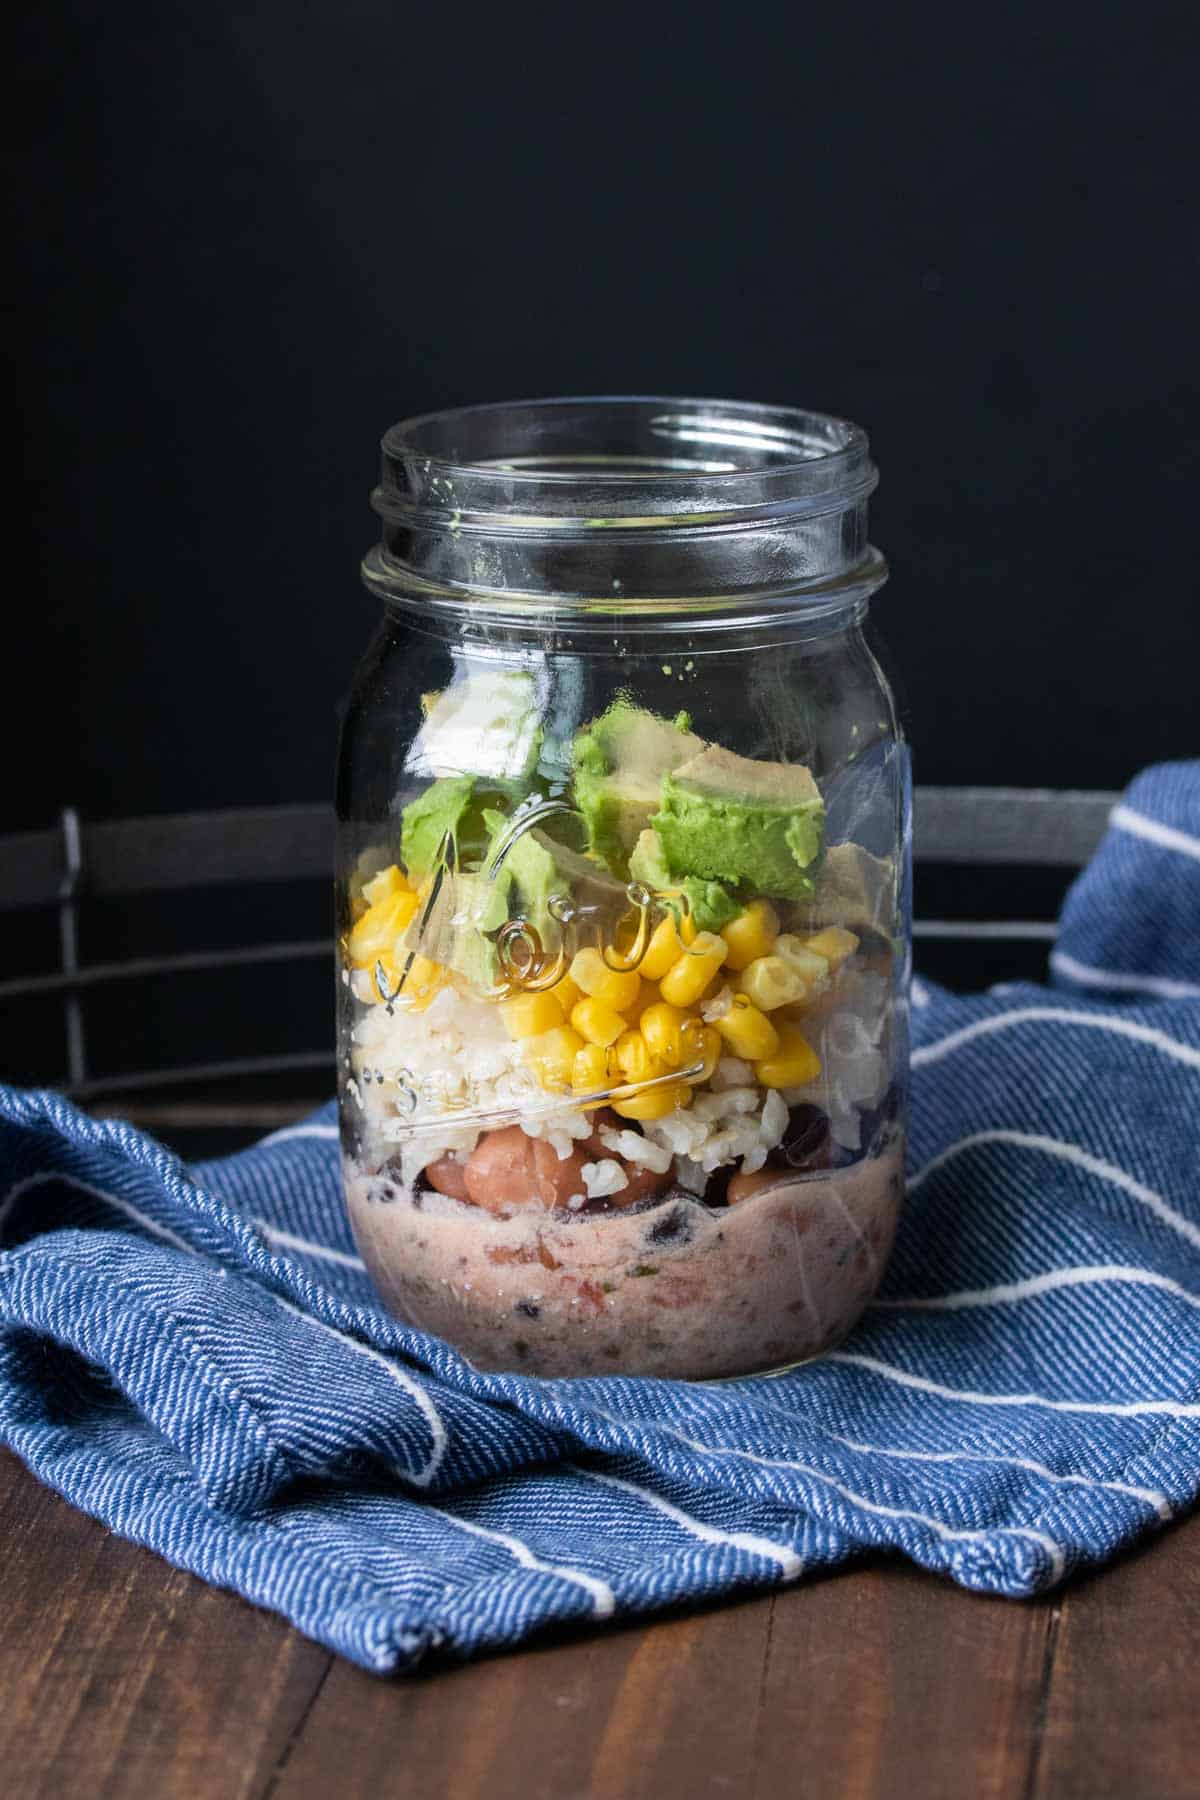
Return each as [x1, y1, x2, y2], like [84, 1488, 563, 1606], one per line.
[431, 1506, 615, 1617]
[275, 1298, 448, 1489]
[905, 1130, 1200, 1252]
[0, 1170, 194, 1251]
[1111, 803, 1200, 864]
[912, 1008, 1200, 1073]
[260, 1123, 340, 1147]
[571, 1466, 803, 1578]
[827, 1435, 1172, 1521]
[827, 1351, 1200, 1417]
[872, 1264, 1200, 1312]
[1049, 951, 1200, 1001]
[653, 1426, 1066, 1581]
[254, 1221, 366, 1271]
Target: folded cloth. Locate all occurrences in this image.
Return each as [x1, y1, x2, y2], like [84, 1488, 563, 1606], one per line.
[2, 763, 1198, 1675]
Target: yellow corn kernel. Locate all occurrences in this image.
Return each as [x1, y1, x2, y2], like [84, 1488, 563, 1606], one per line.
[754, 1023, 822, 1089]
[572, 1042, 614, 1094]
[525, 1024, 585, 1090]
[679, 1021, 721, 1084]
[570, 995, 628, 1048]
[360, 863, 409, 908]
[548, 971, 583, 1015]
[568, 947, 643, 1013]
[715, 994, 781, 1060]
[630, 982, 660, 1022]
[720, 899, 780, 972]
[613, 1029, 668, 1086]
[639, 1000, 691, 1067]
[347, 891, 419, 968]
[639, 912, 696, 981]
[501, 990, 568, 1040]
[736, 953, 806, 1012]
[612, 1080, 692, 1121]
[774, 934, 831, 1000]
[803, 926, 860, 970]
[659, 932, 729, 1008]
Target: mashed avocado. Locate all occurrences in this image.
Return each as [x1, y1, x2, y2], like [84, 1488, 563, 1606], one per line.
[652, 745, 825, 902]
[628, 828, 737, 933]
[572, 700, 702, 875]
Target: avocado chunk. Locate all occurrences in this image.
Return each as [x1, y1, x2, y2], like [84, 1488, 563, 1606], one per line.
[487, 813, 629, 950]
[572, 700, 702, 874]
[398, 868, 506, 993]
[628, 829, 738, 933]
[796, 841, 895, 935]
[651, 745, 826, 902]
[400, 775, 477, 879]
[415, 808, 628, 995]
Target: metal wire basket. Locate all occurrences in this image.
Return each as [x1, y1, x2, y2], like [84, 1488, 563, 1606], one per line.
[0, 790, 1117, 1153]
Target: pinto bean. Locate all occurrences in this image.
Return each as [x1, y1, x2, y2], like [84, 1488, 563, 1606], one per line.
[460, 1111, 673, 1216]
[423, 1152, 472, 1202]
[727, 1166, 803, 1207]
[582, 1109, 673, 1208]
[462, 1126, 591, 1215]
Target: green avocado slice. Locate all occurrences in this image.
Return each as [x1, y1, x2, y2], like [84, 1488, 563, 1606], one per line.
[652, 745, 826, 902]
[413, 809, 628, 994]
[628, 828, 738, 933]
[572, 700, 702, 875]
[795, 841, 895, 935]
[400, 775, 477, 880]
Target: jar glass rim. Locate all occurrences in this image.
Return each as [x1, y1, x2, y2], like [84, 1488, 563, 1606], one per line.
[376, 396, 875, 522]
[367, 396, 882, 619]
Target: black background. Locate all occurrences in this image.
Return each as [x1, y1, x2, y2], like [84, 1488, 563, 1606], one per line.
[7, 2, 1200, 1094]
[12, 0, 1199, 831]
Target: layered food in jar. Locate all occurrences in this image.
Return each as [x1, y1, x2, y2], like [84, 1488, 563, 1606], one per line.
[340, 676, 904, 1379]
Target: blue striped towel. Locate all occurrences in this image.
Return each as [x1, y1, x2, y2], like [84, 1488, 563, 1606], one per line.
[2, 763, 1198, 1674]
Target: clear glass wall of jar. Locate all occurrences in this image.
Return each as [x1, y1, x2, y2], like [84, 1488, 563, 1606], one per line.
[337, 398, 910, 1379]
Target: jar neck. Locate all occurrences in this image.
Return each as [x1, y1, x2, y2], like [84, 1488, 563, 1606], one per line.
[363, 397, 886, 625]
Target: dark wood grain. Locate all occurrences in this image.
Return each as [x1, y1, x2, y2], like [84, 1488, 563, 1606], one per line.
[2, 1448, 1196, 1800]
[273, 1559, 1049, 1800]
[1029, 1517, 1200, 1800]
[751, 1561, 1051, 1800]
[0, 1451, 331, 1800]
[272, 1591, 774, 1800]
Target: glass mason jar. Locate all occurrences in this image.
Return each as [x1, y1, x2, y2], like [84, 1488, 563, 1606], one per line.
[337, 397, 910, 1380]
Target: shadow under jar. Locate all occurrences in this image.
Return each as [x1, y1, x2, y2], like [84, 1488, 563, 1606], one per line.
[337, 397, 910, 1379]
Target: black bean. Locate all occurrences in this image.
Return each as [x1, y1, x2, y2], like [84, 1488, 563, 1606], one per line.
[645, 1204, 694, 1248]
[780, 1104, 830, 1169]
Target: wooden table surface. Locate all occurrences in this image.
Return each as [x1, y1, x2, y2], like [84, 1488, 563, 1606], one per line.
[2, 1449, 1195, 1800]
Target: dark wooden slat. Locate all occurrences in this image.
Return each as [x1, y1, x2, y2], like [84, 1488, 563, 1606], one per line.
[69, 1048, 335, 1101]
[0, 787, 1122, 913]
[0, 805, 333, 910]
[0, 828, 62, 910]
[1030, 1517, 1200, 1800]
[0, 1451, 331, 1800]
[0, 939, 333, 1002]
[914, 787, 1117, 867]
[90, 1100, 317, 1131]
